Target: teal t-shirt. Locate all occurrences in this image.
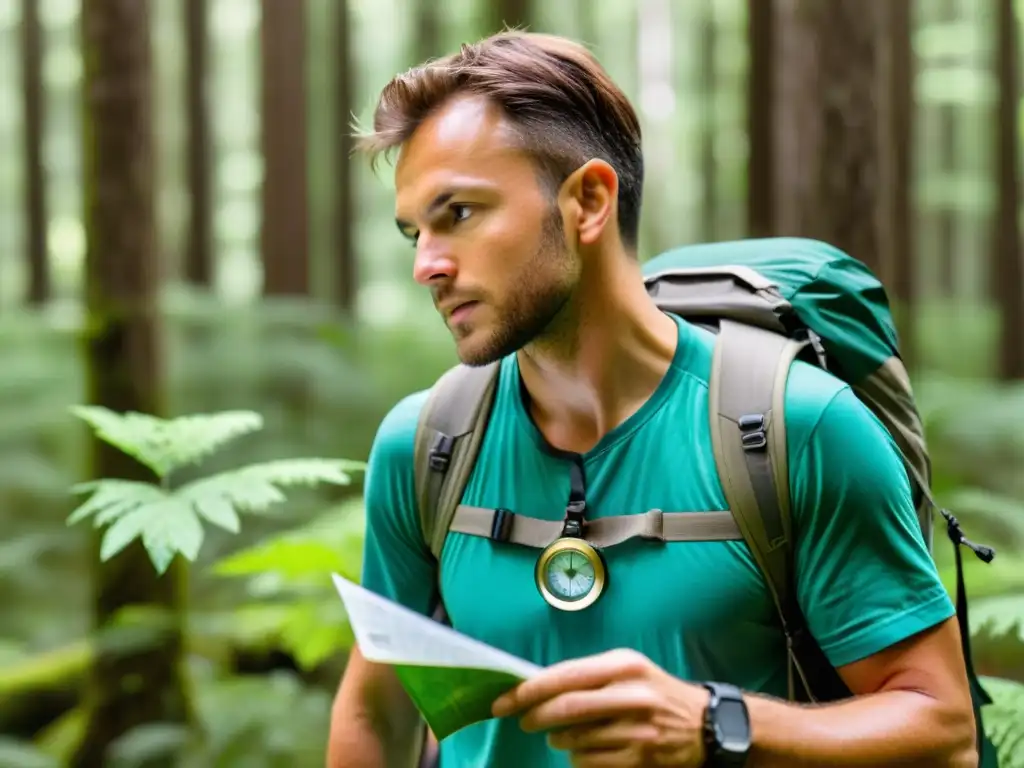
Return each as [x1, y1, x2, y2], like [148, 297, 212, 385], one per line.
[359, 314, 953, 767]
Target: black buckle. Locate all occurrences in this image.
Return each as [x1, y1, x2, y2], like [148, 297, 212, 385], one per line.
[490, 508, 514, 542]
[562, 499, 586, 537]
[738, 414, 767, 451]
[428, 434, 455, 472]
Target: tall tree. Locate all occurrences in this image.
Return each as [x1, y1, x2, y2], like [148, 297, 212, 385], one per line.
[699, 0, 718, 241]
[881, 0, 916, 367]
[74, 2, 191, 765]
[770, 0, 890, 276]
[184, 0, 212, 286]
[490, 0, 531, 32]
[20, 0, 48, 304]
[746, 0, 775, 238]
[993, 0, 1024, 379]
[261, 0, 310, 295]
[335, 0, 356, 312]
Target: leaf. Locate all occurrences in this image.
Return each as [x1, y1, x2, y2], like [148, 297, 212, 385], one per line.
[67, 479, 167, 527]
[70, 405, 264, 479]
[980, 676, 1024, 768]
[177, 458, 365, 517]
[142, 506, 205, 573]
[193, 496, 241, 533]
[970, 593, 1024, 643]
[98, 497, 205, 574]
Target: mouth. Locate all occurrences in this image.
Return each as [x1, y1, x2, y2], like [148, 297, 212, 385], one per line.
[448, 301, 479, 325]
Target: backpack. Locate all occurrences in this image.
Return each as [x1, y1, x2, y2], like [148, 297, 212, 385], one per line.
[411, 237, 997, 763]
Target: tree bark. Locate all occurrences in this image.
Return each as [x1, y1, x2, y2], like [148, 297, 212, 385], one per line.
[260, 0, 310, 296]
[881, 0, 916, 368]
[20, 0, 48, 305]
[335, 0, 356, 312]
[490, 0, 531, 32]
[746, 0, 775, 238]
[73, 2, 191, 765]
[772, 0, 889, 276]
[994, 0, 1024, 379]
[183, 0, 212, 287]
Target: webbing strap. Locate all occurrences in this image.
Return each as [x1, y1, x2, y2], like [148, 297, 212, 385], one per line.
[413, 363, 500, 561]
[709, 320, 814, 699]
[449, 505, 742, 549]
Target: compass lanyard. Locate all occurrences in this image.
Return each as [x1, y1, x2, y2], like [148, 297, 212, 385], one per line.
[562, 455, 588, 539]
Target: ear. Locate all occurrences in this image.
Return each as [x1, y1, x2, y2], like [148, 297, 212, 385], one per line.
[558, 159, 619, 247]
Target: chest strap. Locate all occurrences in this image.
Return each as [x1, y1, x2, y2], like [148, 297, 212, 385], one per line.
[449, 505, 741, 550]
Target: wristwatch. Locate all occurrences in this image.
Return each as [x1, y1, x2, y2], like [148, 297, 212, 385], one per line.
[701, 681, 752, 766]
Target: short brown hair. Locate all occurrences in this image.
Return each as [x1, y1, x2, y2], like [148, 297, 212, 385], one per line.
[355, 31, 645, 250]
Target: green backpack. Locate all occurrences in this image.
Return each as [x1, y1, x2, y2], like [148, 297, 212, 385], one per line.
[411, 237, 997, 763]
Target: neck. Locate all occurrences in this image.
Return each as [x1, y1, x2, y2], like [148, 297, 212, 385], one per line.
[516, 251, 679, 454]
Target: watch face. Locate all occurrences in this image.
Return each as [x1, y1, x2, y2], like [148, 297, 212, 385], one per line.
[544, 549, 597, 601]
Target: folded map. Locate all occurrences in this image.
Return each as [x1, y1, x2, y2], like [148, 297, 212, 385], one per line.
[330, 572, 543, 740]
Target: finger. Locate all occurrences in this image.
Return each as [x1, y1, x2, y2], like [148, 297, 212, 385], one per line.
[518, 681, 660, 733]
[493, 649, 653, 717]
[548, 719, 658, 751]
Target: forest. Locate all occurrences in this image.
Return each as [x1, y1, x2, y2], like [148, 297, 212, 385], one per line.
[0, 0, 1023, 766]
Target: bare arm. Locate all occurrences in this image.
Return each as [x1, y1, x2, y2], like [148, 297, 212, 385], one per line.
[326, 646, 425, 768]
[745, 617, 977, 767]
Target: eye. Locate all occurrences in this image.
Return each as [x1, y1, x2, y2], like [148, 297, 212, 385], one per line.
[450, 204, 472, 224]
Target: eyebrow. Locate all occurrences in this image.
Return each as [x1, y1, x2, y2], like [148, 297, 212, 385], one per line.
[394, 183, 493, 236]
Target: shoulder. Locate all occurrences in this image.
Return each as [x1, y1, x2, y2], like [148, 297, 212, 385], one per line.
[781, 360, 901, 478]
[367, 388, 430, 474]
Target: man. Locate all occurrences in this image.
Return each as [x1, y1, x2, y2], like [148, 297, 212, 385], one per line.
[328, 31, 977, 767]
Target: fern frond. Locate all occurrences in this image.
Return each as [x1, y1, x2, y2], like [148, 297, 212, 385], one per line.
[98, 497, 205, 574]
[70, 405, 264, 479]
[177, 458, 366, 523]
[981, 676, 1024, 768]
[971, 593, 1024, 643]
[67, 479, 168, 527]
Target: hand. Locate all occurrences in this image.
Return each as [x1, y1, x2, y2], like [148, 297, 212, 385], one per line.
[491, 648, 711, 767]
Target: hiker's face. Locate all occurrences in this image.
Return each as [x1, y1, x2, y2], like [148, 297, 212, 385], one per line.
[394, 96, 579, 366]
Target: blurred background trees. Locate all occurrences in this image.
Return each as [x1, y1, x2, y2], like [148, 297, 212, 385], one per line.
[0, 0, 1022, 765]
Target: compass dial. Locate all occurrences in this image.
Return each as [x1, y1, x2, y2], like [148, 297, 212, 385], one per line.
[545, 549, 597, 601]
[535, 537, 607, 611]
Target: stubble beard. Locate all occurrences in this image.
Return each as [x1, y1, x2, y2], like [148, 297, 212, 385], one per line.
[454, 210, 578, 368]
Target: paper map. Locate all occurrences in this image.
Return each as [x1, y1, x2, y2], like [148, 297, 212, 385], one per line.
[331, 572, 543, 740]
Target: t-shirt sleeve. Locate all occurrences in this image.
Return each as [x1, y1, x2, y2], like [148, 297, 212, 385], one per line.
[789, 385, 955, 669]
[358, 390, 439, 616]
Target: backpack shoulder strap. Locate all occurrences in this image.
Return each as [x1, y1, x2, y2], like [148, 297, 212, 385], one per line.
[413, 362, 501, 562]
[708, 319, 847, 702]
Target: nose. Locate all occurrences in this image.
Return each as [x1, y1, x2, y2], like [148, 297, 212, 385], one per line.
[412, 233, 457, 287]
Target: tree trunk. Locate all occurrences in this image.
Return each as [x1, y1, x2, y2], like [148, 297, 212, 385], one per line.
[73, 2, 191, 765]
[881, 0, 916, 368]
[335, 0, 356, 312]
[491, 0, 531, 32]
[260, 0, 310, 296]
[20, 0, 48, 305]
[993, 0, 1024, 380]
[772, 0, 889, 276]
[184, 0, 212, 287]
[414, 0, 442, 63]
[746, 0, 775, 238]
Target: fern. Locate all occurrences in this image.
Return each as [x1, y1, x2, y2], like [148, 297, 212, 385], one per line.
[982, 676, 1024, 768]
[67, 408, 366, 574]
[70, 405, 266, 480]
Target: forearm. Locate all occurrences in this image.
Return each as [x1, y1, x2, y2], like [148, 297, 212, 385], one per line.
[744, 689, 976, 767]
[326, 686, 422, 768]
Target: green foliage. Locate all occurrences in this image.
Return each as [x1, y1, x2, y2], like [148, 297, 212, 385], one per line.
[202, 497, 366, 670]
[66, 406, 366, 574]
[982, 676, 1024, 768]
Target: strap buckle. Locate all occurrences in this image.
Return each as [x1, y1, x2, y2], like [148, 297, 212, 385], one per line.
[490, 508, 514, 542]
[738, 414, 767, 451]
[428, 434, 455, 471]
